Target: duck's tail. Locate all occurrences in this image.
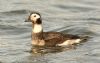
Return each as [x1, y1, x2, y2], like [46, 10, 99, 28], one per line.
[73, 35, 89, 45]
[80, 35, 90, 43]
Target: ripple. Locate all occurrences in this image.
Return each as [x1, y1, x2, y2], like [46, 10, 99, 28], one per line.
[1, 10, 28, 15]
[86, 18, 100, 21]
[53, 4, 95, 12]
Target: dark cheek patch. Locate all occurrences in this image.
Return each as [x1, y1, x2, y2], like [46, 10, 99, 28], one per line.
[36, 18, 42, 24]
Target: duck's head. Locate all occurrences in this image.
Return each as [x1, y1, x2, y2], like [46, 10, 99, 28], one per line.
[25, 12, 42, 24]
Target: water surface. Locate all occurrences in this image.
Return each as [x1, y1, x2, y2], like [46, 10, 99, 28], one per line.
[0, 0, 100, 63]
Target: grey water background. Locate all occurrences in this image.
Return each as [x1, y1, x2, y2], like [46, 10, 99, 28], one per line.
[0, 0, 100, 63]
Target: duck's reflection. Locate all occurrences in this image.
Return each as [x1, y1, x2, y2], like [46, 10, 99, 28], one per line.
[31, 45, 76, 54]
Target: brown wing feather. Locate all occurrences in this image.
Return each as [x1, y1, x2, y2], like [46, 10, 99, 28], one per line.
[43, 32, 80, 46]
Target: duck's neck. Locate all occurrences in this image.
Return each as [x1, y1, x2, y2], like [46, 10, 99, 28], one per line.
[32, 23, 43, 40]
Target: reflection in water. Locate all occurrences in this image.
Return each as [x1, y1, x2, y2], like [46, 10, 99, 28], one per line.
[31, 45, 76, 54]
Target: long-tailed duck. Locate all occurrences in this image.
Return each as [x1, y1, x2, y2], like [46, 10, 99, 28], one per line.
[25, 12, 87, 47]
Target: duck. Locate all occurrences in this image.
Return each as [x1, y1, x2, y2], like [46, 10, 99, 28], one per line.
[25, 11, 88, 47]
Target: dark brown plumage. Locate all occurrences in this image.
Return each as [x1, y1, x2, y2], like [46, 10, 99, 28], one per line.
[42, 32, 80, 46]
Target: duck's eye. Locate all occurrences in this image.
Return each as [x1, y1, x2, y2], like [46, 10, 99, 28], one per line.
[34, 15, 36, 17]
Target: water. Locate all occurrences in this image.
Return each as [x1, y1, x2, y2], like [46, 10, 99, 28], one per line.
[0, 0, 100, 63]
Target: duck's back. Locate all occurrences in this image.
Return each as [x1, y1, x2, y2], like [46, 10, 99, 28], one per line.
[43, 32, 81, 46]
